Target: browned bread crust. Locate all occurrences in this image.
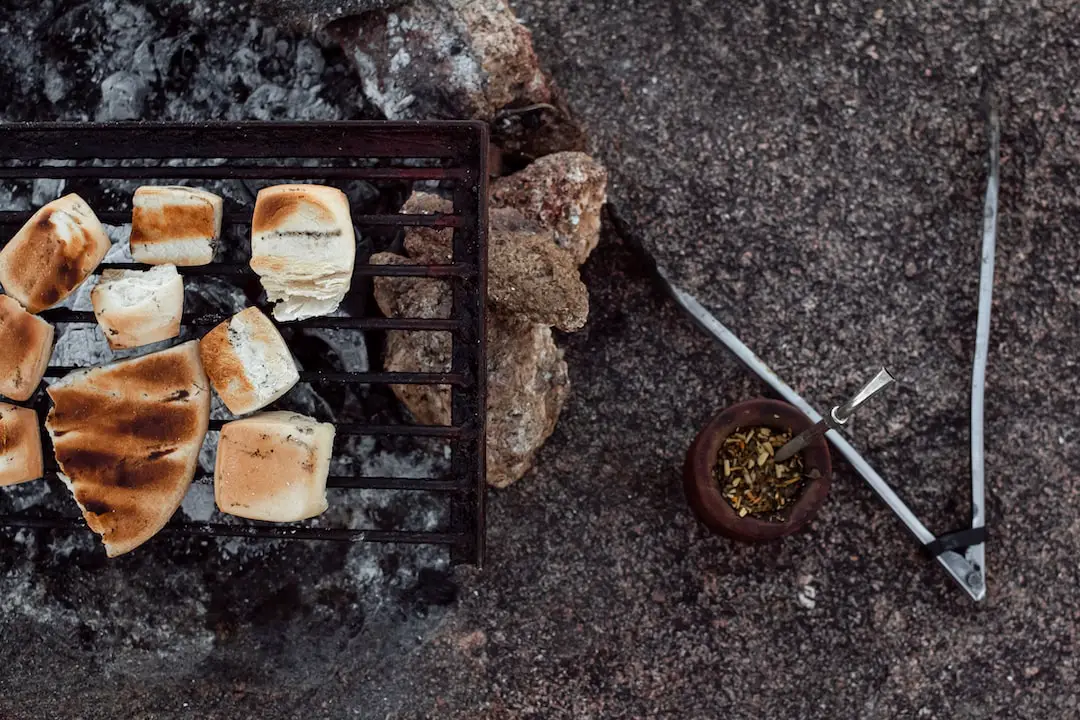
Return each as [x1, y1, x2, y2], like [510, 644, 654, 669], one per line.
[198, 307, 298, 415]
[46, 341, 211, 557]
[129, 186, 222, 266]
[0, 194, 110, 313]
[0, 294, 55, 401]
[0, 402, 43, 487]
[214, 411, 333, 522]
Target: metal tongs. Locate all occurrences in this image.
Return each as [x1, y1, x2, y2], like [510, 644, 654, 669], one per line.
[618, 103, 998, 601]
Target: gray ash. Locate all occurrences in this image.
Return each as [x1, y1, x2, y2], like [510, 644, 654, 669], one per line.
[0, 0, 372, 124]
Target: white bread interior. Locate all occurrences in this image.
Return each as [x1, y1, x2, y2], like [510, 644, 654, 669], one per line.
[91, 265, 184, 349]
[0, 193, 111, 313]
[0, 402, 44, 487]
[249, 184, 356, 321]
[215, 411, 334, 522]
[198, 306, 300, 415]
[130, 186, 223, 266]
[0, 294, 55, 402]
[45, 341, 211, 557]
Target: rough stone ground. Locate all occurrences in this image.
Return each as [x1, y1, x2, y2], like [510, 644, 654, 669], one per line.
[390, 1, 1075, 717]
[2, 0, 1080, 718]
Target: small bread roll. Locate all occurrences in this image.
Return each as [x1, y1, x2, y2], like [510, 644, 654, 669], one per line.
[0, 294, 55, 402]
[91, 265, 184, 349]
[130, 186, 223, 266]
[250, 184, 356, 321]
[215, 411, 334, 522]
[199, 307, 299, 415]
[0, 194, 111, 313]
[0, 402, 43, 487]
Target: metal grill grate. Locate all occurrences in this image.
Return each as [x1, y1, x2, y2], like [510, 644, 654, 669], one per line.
[0, 122, 488, 566]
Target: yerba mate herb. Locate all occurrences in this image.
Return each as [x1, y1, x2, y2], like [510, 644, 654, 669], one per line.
[715, 426, 806, 521]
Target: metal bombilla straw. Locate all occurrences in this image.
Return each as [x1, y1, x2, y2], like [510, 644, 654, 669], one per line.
[774, 368, 896, 463]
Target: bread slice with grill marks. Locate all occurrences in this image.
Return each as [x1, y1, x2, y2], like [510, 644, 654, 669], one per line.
[45, 341, 211, 557]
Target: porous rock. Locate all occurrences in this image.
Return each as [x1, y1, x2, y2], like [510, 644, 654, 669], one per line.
[489, 209, 589, 332]
[484, 313, 569, 488]
[370, 250, 452, 320]
[327, 0, 551, 121]
[491, 151, 608, 265]
[374, 308, 570, 489]
[392, 191, 589, 330]
[371, 250, 453, 428]
[371, 202, 578, 486]
[401, 191, 454, 264]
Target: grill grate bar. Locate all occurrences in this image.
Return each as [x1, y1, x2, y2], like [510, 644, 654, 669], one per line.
[39, 309, 463, 332]
[37, 469, 463, 492]
[2, 516, 468, 545]
[206, 420, 469, 438]
[0, 166, 468, 181]
[203, 475, 463, 492]
[82, 262, 476, 278]
[43, 368, 470, 386]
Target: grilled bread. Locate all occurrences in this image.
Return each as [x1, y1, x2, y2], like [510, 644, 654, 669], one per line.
[91, 265, 184, 349]
[215, 411, 334, 522]
[130, 186, 223, 266]
[198, 307, 299, 415]
[46, 341, 211, 557]
[250, 184, 355, 321]
[0, 403, 44, 487]
[0, 194, 111, 313]
[0, 294, 55, 401]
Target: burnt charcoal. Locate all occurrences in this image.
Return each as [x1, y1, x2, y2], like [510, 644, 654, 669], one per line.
[410, 568, 458, 611]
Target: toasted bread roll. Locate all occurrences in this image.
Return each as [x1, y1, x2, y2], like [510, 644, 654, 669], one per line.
[0, 194, 110, 313]
[0, 294, 55, 401]
[46, 341, 211, 557]
[130, 186, 223, 266]
[215, 411, 334, 522]
[250, 184, 355, 321]
[0, 403, 43, 487]
[91, 265, 184, 349]
[199, 306, 299, 415]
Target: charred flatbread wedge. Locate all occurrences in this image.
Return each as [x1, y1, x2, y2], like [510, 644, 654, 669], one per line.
[46, 341, 211, 557]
